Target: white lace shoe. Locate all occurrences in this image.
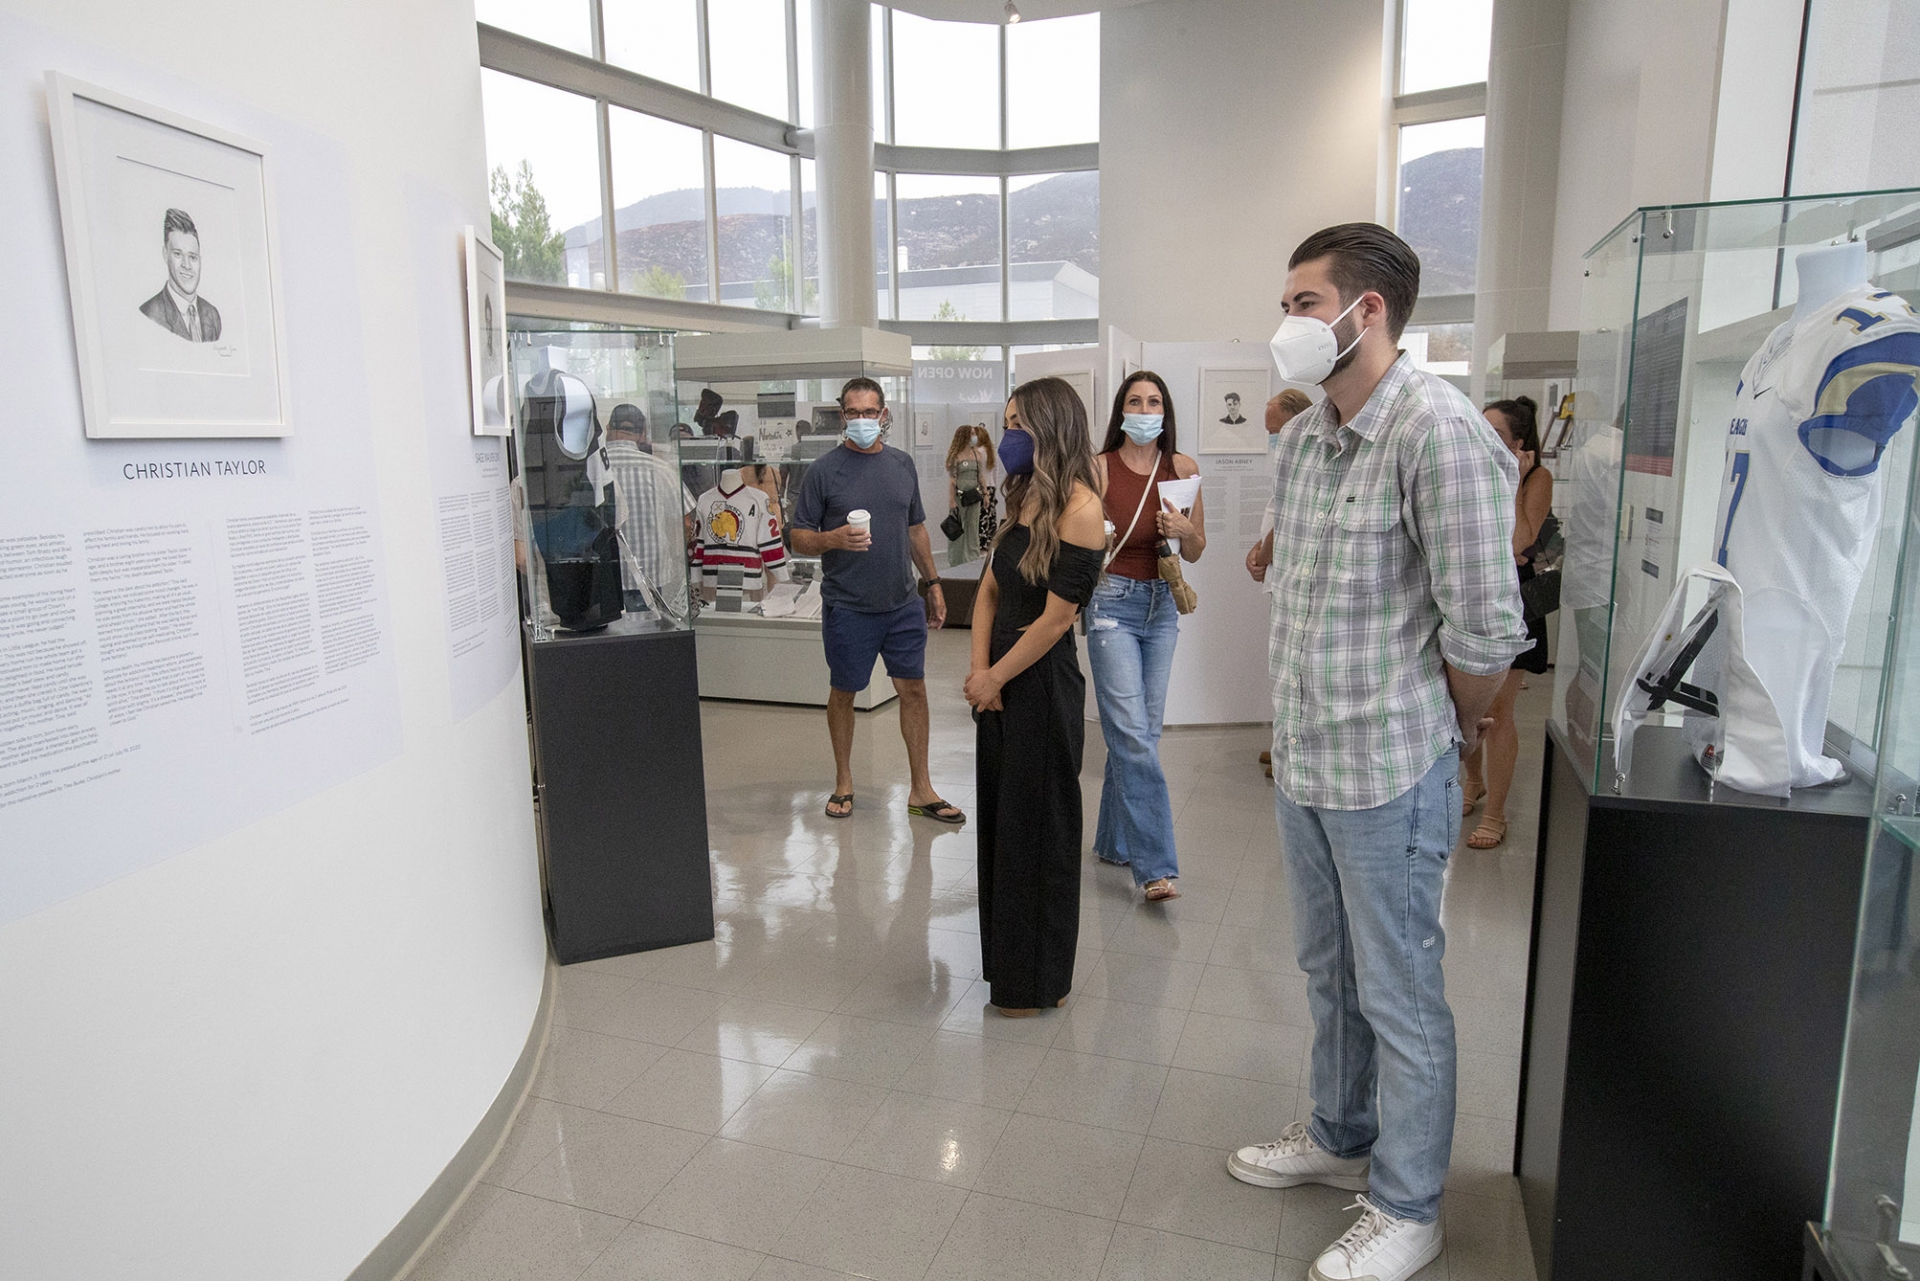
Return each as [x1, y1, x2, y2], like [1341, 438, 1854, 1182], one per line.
[1309, 1196, 1443, 1281]
[1227, 1121, 1370, 1190]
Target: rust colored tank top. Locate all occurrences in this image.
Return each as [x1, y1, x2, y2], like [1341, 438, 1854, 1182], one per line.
[1102, 451, 1165, 581]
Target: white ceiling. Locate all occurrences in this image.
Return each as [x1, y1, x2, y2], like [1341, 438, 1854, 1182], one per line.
[878, 0, 1157, 23]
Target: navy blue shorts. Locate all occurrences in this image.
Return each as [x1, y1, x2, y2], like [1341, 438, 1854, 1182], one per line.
[822, 598, 927, 691]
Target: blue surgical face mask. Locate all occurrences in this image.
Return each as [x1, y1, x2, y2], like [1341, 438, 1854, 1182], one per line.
[1121, 413, 1164, 445]
[844, 414, 884, 449]
[999, 426, 1035, 476]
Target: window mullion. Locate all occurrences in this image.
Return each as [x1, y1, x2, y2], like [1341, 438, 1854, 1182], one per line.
[883, 6, 895, 146]
[786, 0, 800, 125]
[999, 174, 1010, 323]
[697, 0, 712, 96]
[704, 130, 721, 304]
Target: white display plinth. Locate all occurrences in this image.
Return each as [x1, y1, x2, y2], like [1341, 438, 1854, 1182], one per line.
[694, 613, 897, 709]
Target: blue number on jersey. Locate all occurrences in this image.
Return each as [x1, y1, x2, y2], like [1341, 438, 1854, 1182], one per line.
[1717, 451, 1750, 568]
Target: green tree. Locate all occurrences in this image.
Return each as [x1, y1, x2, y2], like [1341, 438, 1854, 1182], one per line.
[634, 263, 688, 300]
[489, 161, 567, 285]
[926, 300, 985, 361]
[754, 254, 818, 312]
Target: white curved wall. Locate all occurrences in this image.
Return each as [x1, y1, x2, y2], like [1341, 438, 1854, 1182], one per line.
[0, 1, 548, 1277]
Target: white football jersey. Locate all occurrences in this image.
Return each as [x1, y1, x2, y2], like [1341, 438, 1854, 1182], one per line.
[1710, 283, 1920, 787]
[693, 482, 788, 596]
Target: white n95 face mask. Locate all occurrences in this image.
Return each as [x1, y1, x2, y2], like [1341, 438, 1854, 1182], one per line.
[1269, 297, 1364, 386]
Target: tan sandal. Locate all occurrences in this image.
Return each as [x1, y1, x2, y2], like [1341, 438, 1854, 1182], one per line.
[1461, 782, 1486, 818]
[993, 1004, 1040, 1018]
[1144, 878, 1180, 902]
[1467, 815, 1508, 849]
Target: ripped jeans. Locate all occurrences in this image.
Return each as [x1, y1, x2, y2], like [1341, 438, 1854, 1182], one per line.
[1086, 574, 1180, 885]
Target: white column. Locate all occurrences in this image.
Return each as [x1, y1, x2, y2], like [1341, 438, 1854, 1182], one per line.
[812, 0, 877, 329]
[1472, 0, 1570, 402]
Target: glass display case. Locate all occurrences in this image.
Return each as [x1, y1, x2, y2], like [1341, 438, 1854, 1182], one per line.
[508, 323, 685, 640]
[674, 327, 916, 706]
[1551, 187, 1920, 792]
[1814, 486, 1920, 1281]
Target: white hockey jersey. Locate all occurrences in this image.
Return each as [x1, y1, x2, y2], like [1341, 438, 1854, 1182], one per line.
[692, 481, 788, 597]
[1708, 282, 1920, 788]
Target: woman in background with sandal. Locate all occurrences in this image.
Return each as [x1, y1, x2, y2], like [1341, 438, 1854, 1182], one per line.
[965, 378, 1105, 1017]
[1087, 370, 1206, 902]
[1460, 396, 1553, 848]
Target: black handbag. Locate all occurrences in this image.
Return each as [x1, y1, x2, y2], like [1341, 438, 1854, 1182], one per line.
[941, 509, 965, 541]
[1520, 567, 1561, 620]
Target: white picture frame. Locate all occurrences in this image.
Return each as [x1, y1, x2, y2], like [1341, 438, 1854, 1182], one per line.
[1197, 365, 1272, 454]
[465, 227, 511, 437]
[45, 73, 291, 439]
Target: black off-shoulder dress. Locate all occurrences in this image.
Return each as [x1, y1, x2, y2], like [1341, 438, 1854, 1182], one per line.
[976, 523, 1104, 1010]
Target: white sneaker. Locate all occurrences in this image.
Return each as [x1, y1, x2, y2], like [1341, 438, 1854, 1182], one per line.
[1309, 1196, 1443, 1281]
[1227, 1120, 1370, 1190]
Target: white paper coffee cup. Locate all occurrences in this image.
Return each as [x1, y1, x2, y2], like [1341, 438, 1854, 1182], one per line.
[847, 509, 872, 544]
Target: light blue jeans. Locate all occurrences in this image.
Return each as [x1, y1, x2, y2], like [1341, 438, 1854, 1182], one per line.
[1274, 747, 1461, 1224]
[1087, 575, 1180, 886]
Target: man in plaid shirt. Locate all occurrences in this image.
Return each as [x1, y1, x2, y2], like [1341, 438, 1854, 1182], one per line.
[1228, 224, 1528, 1281]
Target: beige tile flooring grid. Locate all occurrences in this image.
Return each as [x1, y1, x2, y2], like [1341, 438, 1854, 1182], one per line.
[410, 630, 1547, 1281]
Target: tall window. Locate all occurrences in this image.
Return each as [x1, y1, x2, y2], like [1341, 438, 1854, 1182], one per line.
[477, 2, 1100, 343]
[1392, 0, 1490, 376]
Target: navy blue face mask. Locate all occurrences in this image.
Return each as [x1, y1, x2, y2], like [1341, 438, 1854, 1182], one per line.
[999, 427, 1035, 476]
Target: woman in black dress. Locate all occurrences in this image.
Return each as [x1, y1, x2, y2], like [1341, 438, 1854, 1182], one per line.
[1461, 395, 1555, 848]
[964, 377, 1106, 1017]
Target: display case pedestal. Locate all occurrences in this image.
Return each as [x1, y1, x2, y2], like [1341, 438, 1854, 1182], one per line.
[1520, 723, 1872, 1281]
[693, 613, 896, 709]
[529, 627, 714, 963]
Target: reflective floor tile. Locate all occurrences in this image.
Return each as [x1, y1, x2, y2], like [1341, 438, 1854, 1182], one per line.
[577, 1221, 764, 1281]
[1440, 1189, 1534, 1280]
[972, 1113, 1145, 1218]
[1443, 1111, 1520, 1202]
[510, 1104, 708, 1218]
[833, 968, 973, 1027]
[483, 1097, 570, 1189]
[409, 1184, 626, 1281]
[1117, 1137, 1281, 1253]
[1170, 1011, 1309, 1086]
[924, 1192, 1115, 1281]
[1097, 1224, 1276, 1281]
[940, 980, 1066, 1045]
[781, 1013, 936, 1087]
[552, 968, 641, 1028]
[769, 1163, 969, 1281]
[675, 997, 831, 1067]
[1189, 965, 1311, 1027]
[717, 1067, 889, 1159]
[840, 1089, 1012, 1187]
[601, 1048, 777, 1135]
[532, 1026, 670, 1111]
[638, 1137, 831, 1253]
[574, 980, 728, 1048]
[1053, 996, 1189, 1066]
[1207, 923, 1301, 975]
[1016, 1048, 1169, 1134]
[1104, 913, 1220, 964]
[1456, 1050, 1522, 1122]
[1147, 1068, 1298, 1152]
[1074, 953, 1205, 1010]
[894, 1029, 1048, 1106]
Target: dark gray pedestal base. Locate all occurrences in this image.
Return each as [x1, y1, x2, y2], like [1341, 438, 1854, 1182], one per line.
[529, 627, 714, 964]
[1519, 724, 1870, 1281]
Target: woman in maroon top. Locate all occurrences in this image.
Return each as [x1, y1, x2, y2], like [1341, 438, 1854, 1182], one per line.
[1088, 371, 1207, 901]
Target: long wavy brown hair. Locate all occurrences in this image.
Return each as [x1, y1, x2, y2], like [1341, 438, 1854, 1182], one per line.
[995, 377, 1098, 584]
[943, 423, 997, 475]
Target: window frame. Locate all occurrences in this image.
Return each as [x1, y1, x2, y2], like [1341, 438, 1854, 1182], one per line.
[1389, 0, 1489, 330]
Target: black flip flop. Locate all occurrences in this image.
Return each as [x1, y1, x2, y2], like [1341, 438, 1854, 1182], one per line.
[826, 792, 854, 818]
[907, 798, 966, 824]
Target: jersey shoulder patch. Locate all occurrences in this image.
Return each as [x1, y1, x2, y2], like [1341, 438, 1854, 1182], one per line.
[1800, 329, 1920, 477]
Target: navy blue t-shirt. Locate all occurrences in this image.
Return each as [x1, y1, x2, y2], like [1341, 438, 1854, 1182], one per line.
[791, 443, 926, 613]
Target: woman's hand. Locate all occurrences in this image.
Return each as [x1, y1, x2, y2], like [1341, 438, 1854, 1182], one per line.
[1155, 499, 1196, 542]
[963, 667, 1004, 712]
[1515, 447, 1537, 476]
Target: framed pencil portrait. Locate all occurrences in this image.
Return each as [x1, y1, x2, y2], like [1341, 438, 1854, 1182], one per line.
[1196, 365, 1272, 454]
[465, 227, 511, 437]
[45, 72, 292, 438]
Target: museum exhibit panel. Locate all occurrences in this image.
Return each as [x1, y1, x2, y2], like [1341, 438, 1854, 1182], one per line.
[1518, 187, 1920, 1281]
[675, 326, 915, 710]
[509, 323, 713, 964]
[1805, 483, 1920, 1279]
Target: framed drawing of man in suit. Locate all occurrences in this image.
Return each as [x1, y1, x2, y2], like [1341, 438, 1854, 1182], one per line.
[1197, 365, 1271, 453]
[465, 227, 511, 437]
[46, 73, 291, 438]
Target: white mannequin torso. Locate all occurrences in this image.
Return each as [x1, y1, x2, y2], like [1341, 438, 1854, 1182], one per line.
[1789, 241, 1869, 323]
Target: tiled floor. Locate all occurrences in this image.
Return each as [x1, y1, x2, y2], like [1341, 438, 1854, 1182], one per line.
[410, 630, 1548, 1281]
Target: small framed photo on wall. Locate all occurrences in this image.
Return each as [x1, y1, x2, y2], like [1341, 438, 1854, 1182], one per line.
[465, 227, 511, 437]
[46, 72, 292, 438]
[1197, 365, 1272, 454]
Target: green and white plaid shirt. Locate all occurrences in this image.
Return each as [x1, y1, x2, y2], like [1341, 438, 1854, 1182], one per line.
[1266, 354, 1529, 810]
